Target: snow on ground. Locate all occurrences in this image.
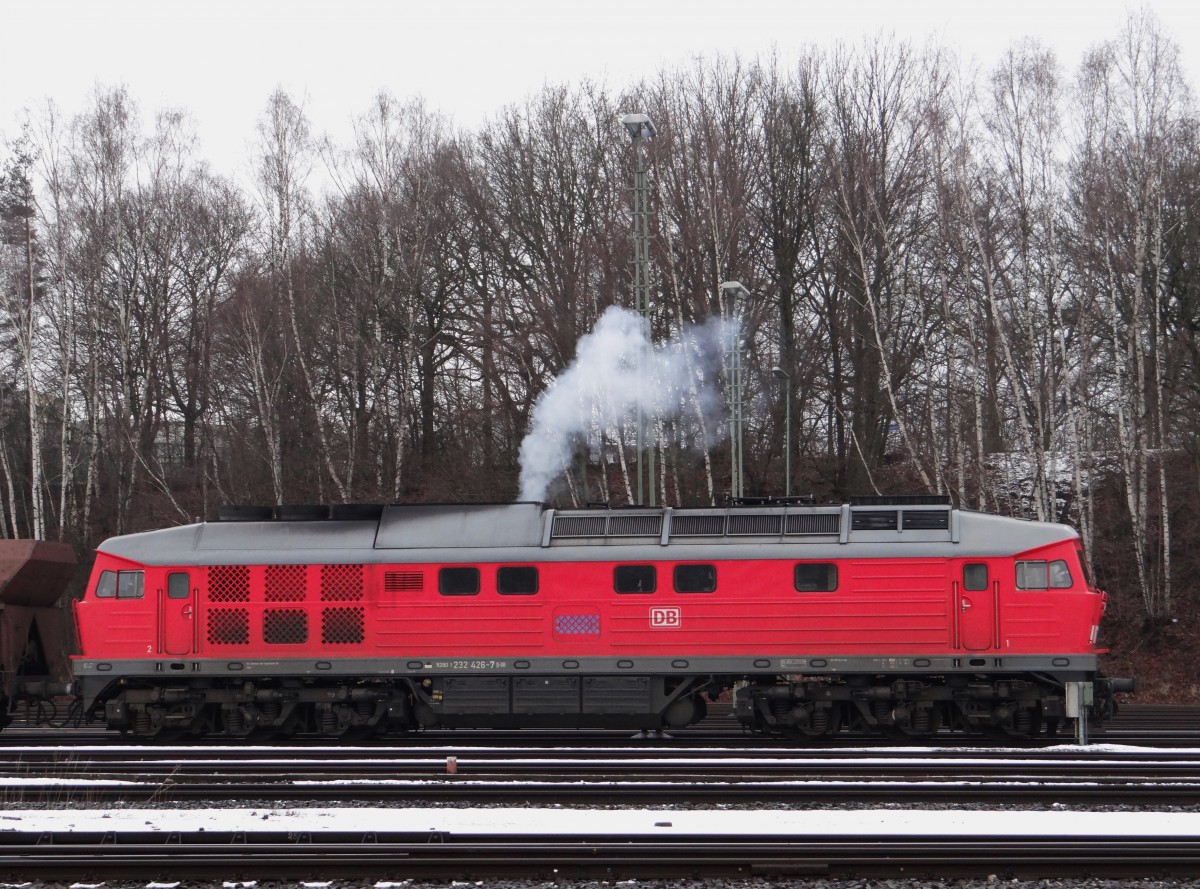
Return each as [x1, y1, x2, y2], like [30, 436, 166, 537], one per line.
[2, 806, 1200, 837]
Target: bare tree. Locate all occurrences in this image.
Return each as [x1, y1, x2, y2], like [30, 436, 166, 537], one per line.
[1071, 10, 1190, 618]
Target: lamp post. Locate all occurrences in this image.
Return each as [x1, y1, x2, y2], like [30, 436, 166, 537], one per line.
[771, 366, 791, 498]
[619, 113, 656, 506]
[721, 281, 750, 500]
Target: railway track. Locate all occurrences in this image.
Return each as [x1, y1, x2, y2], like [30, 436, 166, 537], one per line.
[5, 717, 1200, 882]
[4, 745, 1200, 806]
[4, 810, 1200, 882]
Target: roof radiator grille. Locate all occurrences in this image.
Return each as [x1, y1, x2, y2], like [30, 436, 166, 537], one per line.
[608, 514, 663, 537]
[551, 515, 607, 539]
[786, 512, 841, 535]
[728, 513, 784, 536]
[670, 514, 726, 537]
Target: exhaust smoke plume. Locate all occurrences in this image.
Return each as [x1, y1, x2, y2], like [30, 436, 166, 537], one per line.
[517, 305, 732, 503]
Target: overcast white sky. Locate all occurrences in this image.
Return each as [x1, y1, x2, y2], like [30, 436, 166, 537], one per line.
[2, 0, 1197, 180]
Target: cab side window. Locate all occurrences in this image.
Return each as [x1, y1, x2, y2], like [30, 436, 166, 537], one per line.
[1016, 560, 1072, 590]
[116, 570, 144, 599]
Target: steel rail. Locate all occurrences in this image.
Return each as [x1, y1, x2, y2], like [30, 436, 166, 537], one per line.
[4, 830, 1200, 881]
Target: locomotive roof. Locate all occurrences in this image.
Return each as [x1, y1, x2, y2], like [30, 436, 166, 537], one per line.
[97, 500, 1080, 567]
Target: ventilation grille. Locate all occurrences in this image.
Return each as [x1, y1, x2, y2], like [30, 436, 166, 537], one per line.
[670, 514, 726, 536]
[555, 613, 601, 635]
[264, 608, 308, 644]
[552, 515, 607, 538]
[265, 564, 306, 601]
[902, 509, 951, 530]
[208, 566, 250, 602]
[786, 513, 841, 535]
[851, 510, 900, 531]
[608, 514, 663, 537]
[321, 564, 364, 601]
[207, 608, 249, 645]
[728, 513, 783, 536]
[384, 571, 424, 592]
[322, 607, 365, 644]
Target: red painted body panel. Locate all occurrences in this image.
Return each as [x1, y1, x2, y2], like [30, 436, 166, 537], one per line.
[74, 536, 1104, 663]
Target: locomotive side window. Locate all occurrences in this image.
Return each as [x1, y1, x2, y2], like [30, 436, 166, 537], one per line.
[439, 567, 480, 596]
[116, 570, 144, 599]
[1016, 560, 1072, 590]
[167, 572, 190, 599]
[95, 571, 117, 598]
[963, 563, 988, 591]
[615, 565, 656, 594]
[498, 566, 538, 595]
[674, 564, 716, 593]
[794, 563, 838, 592]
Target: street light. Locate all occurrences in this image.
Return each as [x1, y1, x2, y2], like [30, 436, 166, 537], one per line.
[771, 366, 791, 498]
[721, 281, 750, 500]
[620, 113, 657, 140]
[620, 112, 657, 506]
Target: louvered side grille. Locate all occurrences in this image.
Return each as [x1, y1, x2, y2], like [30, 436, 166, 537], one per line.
[384, 571, 423, 592]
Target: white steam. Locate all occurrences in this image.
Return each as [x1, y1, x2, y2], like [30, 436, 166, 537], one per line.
[517, 305, 732, 503]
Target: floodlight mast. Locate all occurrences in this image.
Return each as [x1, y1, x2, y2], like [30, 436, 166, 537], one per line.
[721, 281, 751, 501]
[772, 366, 792, 497]
[620, 112, 656, 506]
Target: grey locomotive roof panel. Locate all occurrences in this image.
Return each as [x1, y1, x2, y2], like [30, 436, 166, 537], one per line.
[96, 502, 1079, 567]
[374, 503, 545, 549]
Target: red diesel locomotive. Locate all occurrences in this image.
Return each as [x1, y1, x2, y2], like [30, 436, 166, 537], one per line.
[37, 496, 1125, 741]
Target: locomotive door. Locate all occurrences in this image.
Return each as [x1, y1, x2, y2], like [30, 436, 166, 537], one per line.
[161, 571, 195, 655]
[957, 563, 996, 651]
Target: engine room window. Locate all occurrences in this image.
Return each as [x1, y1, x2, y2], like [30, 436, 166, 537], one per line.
[439, 567, 480, 596]
[674, 564, 716, 593]
[116, 570, 144, 599]
[168, 572, 190, 600]
[497, 566, 538, 595]
[794, 562, 838, 592]
[963, 563, 988, 591]
[614, 564, 656, 594]
[1016, 560, 1071, 589]
[95, 570, 116, 598]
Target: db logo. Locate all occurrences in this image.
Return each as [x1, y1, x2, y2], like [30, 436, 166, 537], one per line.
[650, 607, 681, 628]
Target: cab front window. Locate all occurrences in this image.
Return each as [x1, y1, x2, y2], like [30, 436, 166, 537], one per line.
[95, 569, 144, 599]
